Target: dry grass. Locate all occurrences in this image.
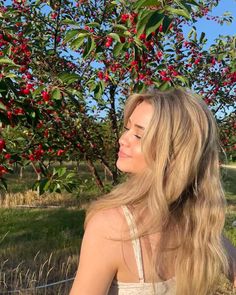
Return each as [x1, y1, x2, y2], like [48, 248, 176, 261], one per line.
[0, 190, 83, 209]
[0, 251, 78, 294]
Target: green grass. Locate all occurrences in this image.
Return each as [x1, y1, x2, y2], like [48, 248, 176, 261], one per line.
[0, 208, 85, 258]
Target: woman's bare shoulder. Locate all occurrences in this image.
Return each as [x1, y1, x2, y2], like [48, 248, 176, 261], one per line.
[86, 207, 127, 239]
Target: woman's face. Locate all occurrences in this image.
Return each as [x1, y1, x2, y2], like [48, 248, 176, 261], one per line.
[116, 100, 153, 174]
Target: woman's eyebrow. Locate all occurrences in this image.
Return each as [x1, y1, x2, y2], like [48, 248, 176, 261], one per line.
[134, 124, 145, 130]
[128, 119, 145, 130]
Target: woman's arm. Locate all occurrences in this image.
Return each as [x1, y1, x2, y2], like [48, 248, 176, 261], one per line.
[69, 209, 121, 295]
[222, 235, 236, 287]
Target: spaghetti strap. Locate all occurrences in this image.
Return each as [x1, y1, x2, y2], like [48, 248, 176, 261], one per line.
[122, 205, 145, 283]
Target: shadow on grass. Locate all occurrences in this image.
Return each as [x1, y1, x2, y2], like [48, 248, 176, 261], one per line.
[0, 208, 85, 258]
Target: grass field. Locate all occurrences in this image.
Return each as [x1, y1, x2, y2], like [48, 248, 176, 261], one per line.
[0, 208, 85, 294]
[0, 164, 236, 294]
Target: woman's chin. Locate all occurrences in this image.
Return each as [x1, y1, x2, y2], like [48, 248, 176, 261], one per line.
[116, 159, 130, 173]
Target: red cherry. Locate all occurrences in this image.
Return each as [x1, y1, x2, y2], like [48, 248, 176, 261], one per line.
[0, 165, 7, 176]
[51, 12, 58, 19]
[22, 88, 30, 95]
[105, 41, 111, 47]
[7, 111, 12, 120]
[97, 71, 104, 80]
[4, 153, 11, 159]
[121, 14, 129, 22]
[138, 73, 145, 80]
[107, 36, 113, 43]
[42, 91, 50, 101]
[0, 139, 5, 152]
[104, 73, 110, 82]
[29, 154, 35, 161]
[14, 108, 24, 115]
[194, 58, 201, 65]
[160, 70, 167, 77]
[139, 33, 146, 40]
[204, 98, 211, 105]
[57, 149, 64, 156]
[26, 73, 32, 79]
[156, 51, 163, 59]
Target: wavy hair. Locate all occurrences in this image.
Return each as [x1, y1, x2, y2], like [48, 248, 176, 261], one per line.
[86, 88, 228, 295]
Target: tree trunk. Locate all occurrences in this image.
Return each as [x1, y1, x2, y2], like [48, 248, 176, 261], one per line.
[85, 155, 104, 191]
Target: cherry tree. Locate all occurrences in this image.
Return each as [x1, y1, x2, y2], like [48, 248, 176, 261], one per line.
[0, 0, 235, 192]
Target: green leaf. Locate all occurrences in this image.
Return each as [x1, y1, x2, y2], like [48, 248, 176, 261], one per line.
[136, 10, 153, 36]
[176, 75, 189, 86]
[83, 37, 96, 58]
[185, 0, 199, 6]
[123, 31, 132, 37]
[4, 65, 19, 71]
[32, 85, 45, 99]
[51, 88, 61, 100]
[4, 73, 17, 78]
[66, 172, 76, 179]
[58, 73, 80, 84]
[64, 29, 79, 43]
[166, 7, 191, 19]
[0, 102, 6, 111]
[94, 82, 104, 99]
[145, 11, 164, 37]
[106, 1, 117, 12]
[199, 32, 206, 44]
[173, 0, 192, 13]
[0, 58, 16, 65]
[77, 32, 91, 38]
[113, 42, 124, 57]
[159, 81, 171, 91]
[188, 27, 197, 41]
[134, 0, 158, 9]
[113, 24, 128, 31]
[86, 22, 100, 28]
[29, 111, 36, 118]
[57, 167, 67, 177]
[43, 179, 51, 192]
[153, 80, 161, 87]
[133, 37, 143, 48]
[69, 36, 85, 50]
[108, 33, 121, 42]
[87, 80, 97, 91]
[62, 19, 81, 27]
[162, 16, 172, 33]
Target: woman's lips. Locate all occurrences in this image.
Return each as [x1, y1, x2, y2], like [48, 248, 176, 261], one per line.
[118, 150, 131, 158]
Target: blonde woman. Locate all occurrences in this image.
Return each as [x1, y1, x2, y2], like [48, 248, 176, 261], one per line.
[70, 88, 236, 295]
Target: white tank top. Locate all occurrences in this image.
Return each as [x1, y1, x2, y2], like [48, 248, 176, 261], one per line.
[107, 206, 176, 295]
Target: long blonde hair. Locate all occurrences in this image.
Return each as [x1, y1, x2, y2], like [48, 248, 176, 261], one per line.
[86, 88, 228, 295]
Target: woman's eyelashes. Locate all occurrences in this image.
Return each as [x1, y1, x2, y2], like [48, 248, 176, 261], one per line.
[123, 126, 142, 139]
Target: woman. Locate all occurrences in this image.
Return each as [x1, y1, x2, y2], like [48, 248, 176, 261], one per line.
[70, 88, 236, 295]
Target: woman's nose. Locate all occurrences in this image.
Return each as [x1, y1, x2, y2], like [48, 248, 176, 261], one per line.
[119, 130, 130, 146]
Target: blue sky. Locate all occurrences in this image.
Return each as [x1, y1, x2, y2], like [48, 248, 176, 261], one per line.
[187, 0, 236, 47]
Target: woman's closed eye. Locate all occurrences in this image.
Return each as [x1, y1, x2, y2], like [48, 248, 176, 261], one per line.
[123, 126, 142, 139]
